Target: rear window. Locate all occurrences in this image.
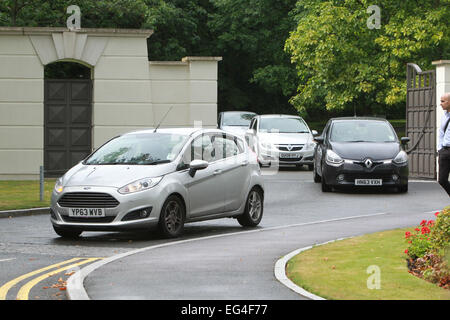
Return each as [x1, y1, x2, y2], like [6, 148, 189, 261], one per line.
[222, 113, 256, 126]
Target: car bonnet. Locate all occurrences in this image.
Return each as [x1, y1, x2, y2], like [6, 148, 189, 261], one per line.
[62, 162, 176, 188]
[331, 141, 401, 161]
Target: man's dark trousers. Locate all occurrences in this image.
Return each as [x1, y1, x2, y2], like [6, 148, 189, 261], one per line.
[438, 148, 450, 196]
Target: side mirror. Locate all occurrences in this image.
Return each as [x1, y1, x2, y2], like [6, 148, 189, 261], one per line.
[189, 159, 208, 177]
[314, 136, 324, 144]
[311, 130, 318, 136]
[246, 129, 255, 135]
[400, 137, 410, 145]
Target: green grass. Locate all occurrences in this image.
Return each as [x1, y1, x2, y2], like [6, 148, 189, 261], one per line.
[0, 179, 56, 211]
[286, 229, 450, 300]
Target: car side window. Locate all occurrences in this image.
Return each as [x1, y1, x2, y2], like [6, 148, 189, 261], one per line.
[180, 134, 216, 165]
[210, 134, 243, 160]
[250, 118, 257, 130]
[223, 134, 242, 158]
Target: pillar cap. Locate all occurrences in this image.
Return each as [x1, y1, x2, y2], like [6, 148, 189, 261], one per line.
[432, 60, 450, 66]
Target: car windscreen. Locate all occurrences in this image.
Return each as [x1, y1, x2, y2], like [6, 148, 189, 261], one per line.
[84, 133, 189, 165]
[259, 117, 309, 133]
[330, 121, 397, 143]
[222, 113, 255, 126]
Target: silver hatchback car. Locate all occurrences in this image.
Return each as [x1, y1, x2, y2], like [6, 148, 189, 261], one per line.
[245, 115, 317, 169]
[50, 128, 264, 238]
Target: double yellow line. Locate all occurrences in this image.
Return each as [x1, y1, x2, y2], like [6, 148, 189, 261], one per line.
[0, 257, 101, 300]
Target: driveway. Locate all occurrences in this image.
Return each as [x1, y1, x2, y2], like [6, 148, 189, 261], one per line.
[70, 169, 449, 300]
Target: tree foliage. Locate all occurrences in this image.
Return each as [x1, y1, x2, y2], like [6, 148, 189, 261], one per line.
[285, 0, 450, 117]
[208, 0, 298, 114]
[0, 0, 148, 28]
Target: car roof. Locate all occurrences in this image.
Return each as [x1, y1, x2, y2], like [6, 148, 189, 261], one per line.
[257, 114, 302, 119]
[220, 111, 257, 114]
[329, 116, 389, 122]
[122, 127, 236, 137]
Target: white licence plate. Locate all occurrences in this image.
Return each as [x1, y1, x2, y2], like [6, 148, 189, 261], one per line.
[280, 153, 301, 159]
[354, 179, 382, 186]
[69, 208, 105, 217]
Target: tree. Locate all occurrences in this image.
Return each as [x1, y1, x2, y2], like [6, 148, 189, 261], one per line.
[144, 0, 215, 61]
[208, 0, 298, 114]
[285, 0, 450, 118]
[0, 0, 148, 29]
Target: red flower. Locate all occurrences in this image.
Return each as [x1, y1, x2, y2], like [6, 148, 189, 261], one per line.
[415, 228, 420, 232]
[427, 220, 434, 226]
[421, 226, 431, 234]
[404, 249, 408, 254]
[435, 211, 440, 217]
[420, 220, 427, 226]
[405, 231, 411, 238]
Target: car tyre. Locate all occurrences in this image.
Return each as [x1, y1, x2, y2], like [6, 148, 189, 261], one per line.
[398, 184, 408, 193]
[237, 187, 264, 227]
[53, 225, 82, 238]
[158, 195, 185, 238]
[313, 163, 321, 183]
[307, 164, 314, 171]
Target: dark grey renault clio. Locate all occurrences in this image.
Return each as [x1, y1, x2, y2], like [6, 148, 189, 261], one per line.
[313, 117, 409, 193]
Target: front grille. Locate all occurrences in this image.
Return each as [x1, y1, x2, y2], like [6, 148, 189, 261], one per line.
[276, 145, 303, 152]
[58, 192, 120, 208]
[61, 216, 116, 223]
[279, 157, 303, 162]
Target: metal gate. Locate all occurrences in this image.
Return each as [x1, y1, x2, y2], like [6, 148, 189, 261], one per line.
[44, 79, 92, 177]
[405, 63, 436, 179]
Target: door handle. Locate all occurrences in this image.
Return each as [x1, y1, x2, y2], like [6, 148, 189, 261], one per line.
[213, 169, 222, 175]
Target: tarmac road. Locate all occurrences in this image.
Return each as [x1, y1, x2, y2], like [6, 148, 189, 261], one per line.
[69, 168, 449, 300]
[1, 168, 448, 301]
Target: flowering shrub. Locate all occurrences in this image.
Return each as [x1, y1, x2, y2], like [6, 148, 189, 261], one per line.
[430, 207, 450, 255]
[404, 220, 434, 259]
[404, 207, 450, 289]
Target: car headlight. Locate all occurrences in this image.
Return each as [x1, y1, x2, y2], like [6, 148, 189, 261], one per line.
[393, 150, 408, 164]
[259, 141, 272, 150]
[118, 177, 163, 194]
[304, 142, 316, 150]
[54, 178, 64, 194]
[326, 150, 344, 166]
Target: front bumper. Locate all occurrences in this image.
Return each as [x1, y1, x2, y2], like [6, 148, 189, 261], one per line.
[322, 161, 408, 187]
[258, 149, 315, 166]
[50, 185, 164, 232]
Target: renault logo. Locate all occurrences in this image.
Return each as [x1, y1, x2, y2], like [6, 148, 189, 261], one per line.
[364, 159, 373, 168]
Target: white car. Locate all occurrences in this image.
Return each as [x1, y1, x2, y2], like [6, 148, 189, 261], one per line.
[50, 128, 264, 238]
[218, 111, 257, 138]
[245, 114, 317, 169]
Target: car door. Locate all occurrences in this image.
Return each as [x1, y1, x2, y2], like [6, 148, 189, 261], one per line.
[180, 133, 225, 218]
[245, 118, 258, 152]
[315, 121, 331, 176]
[214, 133, 250, 212]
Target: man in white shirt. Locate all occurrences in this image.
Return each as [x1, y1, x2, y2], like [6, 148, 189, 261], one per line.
[438, 92, 450, 196]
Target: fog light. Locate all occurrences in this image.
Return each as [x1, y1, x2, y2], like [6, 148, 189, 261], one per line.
[392, 174, 399, 181]
[337, 174, 345, 182]
[140, 209, 151, 218]
[121, 206, 153, 221]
